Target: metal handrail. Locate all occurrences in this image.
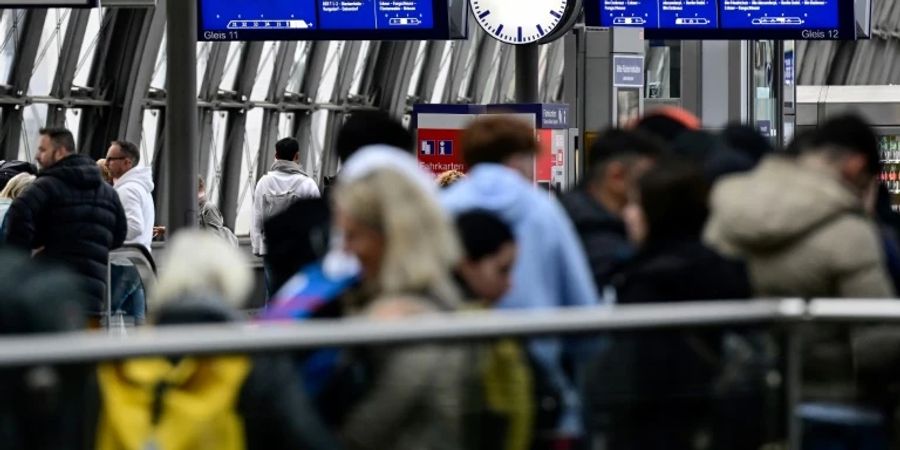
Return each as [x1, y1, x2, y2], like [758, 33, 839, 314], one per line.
[807, 299, 900, 322]
[0, 300, 805, 367]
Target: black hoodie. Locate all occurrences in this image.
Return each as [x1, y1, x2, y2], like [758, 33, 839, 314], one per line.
[5, 154, 127, 314]
[560, 189, 633, 291]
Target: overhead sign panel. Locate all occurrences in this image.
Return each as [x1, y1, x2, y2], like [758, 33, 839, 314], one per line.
[198, 0, 467, 41]
[585, 0, 857, 40]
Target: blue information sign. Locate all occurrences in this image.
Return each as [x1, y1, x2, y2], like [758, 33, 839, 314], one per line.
[198, 0, 461, 41]
[613, 55, 645, 88]
[586, 0, 855, 40]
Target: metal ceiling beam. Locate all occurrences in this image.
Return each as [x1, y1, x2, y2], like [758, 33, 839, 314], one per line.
[1, 10, 46, 161]
[295, 41, 329, 182]
[447, 30, 479, 103]
[417, 41, 448, 104]
[493, 44, 515, 104]
[318, 40, 362, 182]
[219, 41, 263, 229]
[77, 8, 156, 159]
[255, 41, 298, 181]
[198, 42, 230, 185]
[46, 9, 89, 128]
[470, 37, 499, 104]
[368, 41, 417, 117]
[542, 40, 566, 103]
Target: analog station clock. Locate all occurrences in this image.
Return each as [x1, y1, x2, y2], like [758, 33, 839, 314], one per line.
[469, 0, 582, 45]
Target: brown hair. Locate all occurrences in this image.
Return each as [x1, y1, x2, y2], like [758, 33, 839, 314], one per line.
[462, 116, 538, 167]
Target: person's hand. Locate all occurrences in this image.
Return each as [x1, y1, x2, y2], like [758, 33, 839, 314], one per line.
[153, 226, 167, 239]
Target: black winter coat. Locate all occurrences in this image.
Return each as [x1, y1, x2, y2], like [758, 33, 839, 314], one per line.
[613, 239, 752, 303]
[586, 240, 761, 450]
[560, 190, 633, 291]
[4, 154, 127, 314]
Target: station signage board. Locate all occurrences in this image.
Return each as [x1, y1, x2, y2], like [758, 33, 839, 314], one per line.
[198, 0, 467, 41]
[585, 0, 858, 40]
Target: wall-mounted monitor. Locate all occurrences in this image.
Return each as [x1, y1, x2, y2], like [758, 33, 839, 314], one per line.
[198, 0, 468, 41]
[584, 0, 859, 40]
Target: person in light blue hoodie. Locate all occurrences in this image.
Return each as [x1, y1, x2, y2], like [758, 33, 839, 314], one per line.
[441, 115, 600, 442]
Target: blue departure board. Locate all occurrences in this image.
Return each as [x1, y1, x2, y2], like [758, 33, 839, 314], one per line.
[198, 0, 461, 41]
[585, 0, 856, 39]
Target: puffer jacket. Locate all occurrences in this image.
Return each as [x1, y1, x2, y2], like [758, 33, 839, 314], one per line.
[5, 154, 127, 314]
[705, 156, 894, 299]
[705, 156, 894, 403]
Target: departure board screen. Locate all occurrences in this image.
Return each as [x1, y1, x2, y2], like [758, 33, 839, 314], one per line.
[198, 0, 463, 41]
[585, 0, 856, 39]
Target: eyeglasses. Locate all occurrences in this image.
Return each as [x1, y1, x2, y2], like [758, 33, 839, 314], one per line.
[106, 157, 128, 162]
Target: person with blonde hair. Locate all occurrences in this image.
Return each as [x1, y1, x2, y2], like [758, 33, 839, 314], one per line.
[152, 230, 253, 311]
[331, 168, 468, 450]
[96, 158, 113, 184]
[0, 172, 36, 239]
[334, 168, 462, 310]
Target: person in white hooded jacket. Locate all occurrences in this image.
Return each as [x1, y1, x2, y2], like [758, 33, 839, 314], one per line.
[252, 138, 320, 296]
[106, 140, 155, 323]
[107, 140, 154, 250]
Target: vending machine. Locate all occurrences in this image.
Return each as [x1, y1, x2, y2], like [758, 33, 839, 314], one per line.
[798, 85, 900, 212]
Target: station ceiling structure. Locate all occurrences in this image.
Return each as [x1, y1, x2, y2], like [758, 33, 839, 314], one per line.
[0, 0, 894, 231]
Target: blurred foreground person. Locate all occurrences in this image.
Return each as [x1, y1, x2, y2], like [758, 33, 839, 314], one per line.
[455, 210, 534, 450]
[631, 106, 701, 143]
[93, 230, 340, 450]
[326, 110, 415, 195]
[561, 129, 663, 295]
[331, 168, 468, 450]
[0, 251, 89, 450]
[442, 115, 598, 443]
[705, 114, 893, 298]
[5, 128, 127, 317]
[590, 161, 762, 450]
[616, 160, 751, 302]
[706, 115, 895, 449]
[722, 122, 773, 165]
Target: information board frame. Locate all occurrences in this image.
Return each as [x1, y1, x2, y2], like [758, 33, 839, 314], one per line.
[197, 0, 467, 42]
[584, 0, 858, 40]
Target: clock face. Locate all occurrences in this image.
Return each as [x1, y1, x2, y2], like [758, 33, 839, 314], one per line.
[470, 0, 570, 45]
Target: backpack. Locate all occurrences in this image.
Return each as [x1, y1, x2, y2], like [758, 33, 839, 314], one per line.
[464, 340, 535, 450]
[95, 356, 251, 450]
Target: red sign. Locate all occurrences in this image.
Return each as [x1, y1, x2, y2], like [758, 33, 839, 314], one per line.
[417, 128, 468, 175]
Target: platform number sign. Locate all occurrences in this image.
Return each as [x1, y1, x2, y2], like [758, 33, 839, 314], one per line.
[470, 0, 577, 45]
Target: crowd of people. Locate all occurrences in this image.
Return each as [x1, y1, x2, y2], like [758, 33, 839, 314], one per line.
[0, 106, 899, 450]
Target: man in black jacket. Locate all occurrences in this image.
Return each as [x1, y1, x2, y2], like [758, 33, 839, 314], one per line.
[5, 128, 127, 316]
[560, 129, 663, 295]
